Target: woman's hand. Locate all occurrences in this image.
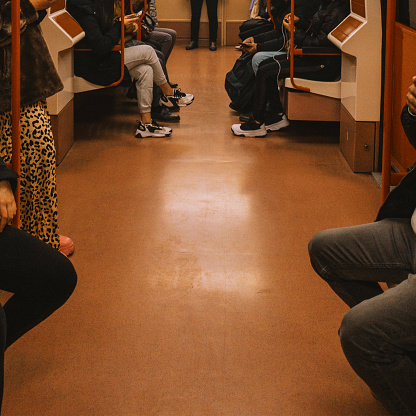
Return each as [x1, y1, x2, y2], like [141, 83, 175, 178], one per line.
[0, 181, 16, 232]
[242, 37, 257, 54]
[407, 76, 416, 115]
[283, 13, 299, 31]
[124, 15, 139, 34]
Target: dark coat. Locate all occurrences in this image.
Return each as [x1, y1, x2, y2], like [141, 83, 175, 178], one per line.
[0, 155, 18, 191]
[254, 0, 349, 52]
[0, 0, 63, 113]
[67, 0, 129, 86]
[376, 106, 416, 221]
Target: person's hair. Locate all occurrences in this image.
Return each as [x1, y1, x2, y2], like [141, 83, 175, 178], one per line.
[93, 0, 116, 32]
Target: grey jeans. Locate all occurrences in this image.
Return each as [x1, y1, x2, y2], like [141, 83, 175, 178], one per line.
[308, 218, 416, 416]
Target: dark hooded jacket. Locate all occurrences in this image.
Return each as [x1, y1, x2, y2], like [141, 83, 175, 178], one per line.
[0, 0, 63, 113]
[254, 0, 349, 52]
[376, 106, 416, 221]
[67, 0, 129, 86]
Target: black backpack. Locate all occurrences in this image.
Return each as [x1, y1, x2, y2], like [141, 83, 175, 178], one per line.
[225, 52, 256, 113]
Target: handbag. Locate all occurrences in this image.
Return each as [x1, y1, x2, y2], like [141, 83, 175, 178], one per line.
[140, 12, 156, 40]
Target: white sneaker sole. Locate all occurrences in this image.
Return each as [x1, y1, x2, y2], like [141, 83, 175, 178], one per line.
[231, 124, 267, 138]
[135, 131, 172, 138]
[265, 118, 290, 132]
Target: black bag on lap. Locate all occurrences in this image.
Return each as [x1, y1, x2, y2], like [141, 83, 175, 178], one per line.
[225, 52, 255, 113]
[238, 18, 274, 40]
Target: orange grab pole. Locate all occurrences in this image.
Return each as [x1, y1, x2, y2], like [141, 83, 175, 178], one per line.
[11, 0, 21, 227]
[289, 0, 309, 92]
[267, 0, 276, 29]
[381, 0, 396, 202]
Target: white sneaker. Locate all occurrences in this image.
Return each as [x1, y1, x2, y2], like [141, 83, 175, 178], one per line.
[265, 114, 290, 132]
[135, 120, 172, 138]
[160, 88, 194, 108]
[231, 118, 267, 137]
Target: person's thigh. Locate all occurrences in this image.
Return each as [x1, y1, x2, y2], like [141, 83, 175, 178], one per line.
[252, 51, 286, 74]
[309, 218, 416, 285]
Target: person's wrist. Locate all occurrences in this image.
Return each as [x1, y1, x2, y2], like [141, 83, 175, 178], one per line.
[408, 106, 416, 117]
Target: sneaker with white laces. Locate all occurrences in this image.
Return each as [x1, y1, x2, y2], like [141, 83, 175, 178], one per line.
[265, 113, 290, 132]
[231, 117, 267, 137]
[160, 88, 194, 108]
[135, 120, 172, 138]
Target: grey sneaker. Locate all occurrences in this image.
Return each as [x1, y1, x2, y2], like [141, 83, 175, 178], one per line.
[135, 120, 172, 138]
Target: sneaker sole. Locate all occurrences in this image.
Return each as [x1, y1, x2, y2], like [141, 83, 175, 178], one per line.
[178, 97, 194, 107]
[135, 132, 172, 138]
[265, 119, 290, 132]
[231, 127, 267, 138]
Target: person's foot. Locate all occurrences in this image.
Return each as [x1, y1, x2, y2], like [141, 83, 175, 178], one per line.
[231, 116, 267, 137]
[265, 113, 290, 132]
[160, 89, 194, 108]
[60, 235, 75, 257]
[135, 120, 172, 138]
[186, 41, 198, 50]
[151, 106, 180, 122]
[209, 41, 217, 51]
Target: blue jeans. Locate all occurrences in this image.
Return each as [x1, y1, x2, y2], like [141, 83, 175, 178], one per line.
[308, 218, 416, 415]
[251, 51, 286, 74]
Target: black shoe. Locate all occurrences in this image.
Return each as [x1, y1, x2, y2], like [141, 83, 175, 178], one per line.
[209, 41, 217, 51]
[239, 113, 251, 122]
[169, 82, 178, 89]
[126, 81, 137, 100]
[186, 41, 198, 50]
[151, 106, 180, 122]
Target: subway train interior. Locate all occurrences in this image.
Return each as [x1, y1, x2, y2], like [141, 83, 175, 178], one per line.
[2, 0, 416, 414]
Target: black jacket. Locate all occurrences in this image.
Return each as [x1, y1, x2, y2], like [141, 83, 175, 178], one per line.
[0, 156, 18, 191]
[376, 106, 416, 221]
[67, 0, 128, 86]
[255, 0, 348, 52]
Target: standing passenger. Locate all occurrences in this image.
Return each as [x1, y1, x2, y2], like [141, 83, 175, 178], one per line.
[186, 0, 218, 51]
[0, 0, 75, 255]
[308, 78, 416, 416]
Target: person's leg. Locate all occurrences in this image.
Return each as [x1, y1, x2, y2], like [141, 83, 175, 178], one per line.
[206, 0, 218, 42]
[0, 225, 76, 348]
[190, 0, 204, 42]
[252, 51, 286, 74]
[154, 27, 176, 60]
[339, 277, 416, 415]
[0, 103, 60, 249]
[308, 218, 416, 308]
[146, 30, 173, 62]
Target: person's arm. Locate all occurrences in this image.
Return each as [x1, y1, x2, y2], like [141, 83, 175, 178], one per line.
[401, 76, 416, 151]
[0, 157, 18, 232]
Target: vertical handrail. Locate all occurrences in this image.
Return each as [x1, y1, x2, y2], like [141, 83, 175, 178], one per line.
[266, 0, 276, 29]
[381, 0, 396, 201]
[11, 0, 21, 227]
[289, 0, 309, 92]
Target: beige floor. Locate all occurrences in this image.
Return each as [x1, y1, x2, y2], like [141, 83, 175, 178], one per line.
[3, 45, 388, 415]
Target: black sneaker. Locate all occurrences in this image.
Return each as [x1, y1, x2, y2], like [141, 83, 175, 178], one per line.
[151, 106, 180, 122]
[239, 113, 251, 122]
[135, 120, 172, 138]
[231, 116, 267, 137]
[160, 89, 194, 108]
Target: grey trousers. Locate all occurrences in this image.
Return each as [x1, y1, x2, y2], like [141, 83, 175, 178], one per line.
[147, 27, 177, 61]
[308, 218, 416, 416]
[124, 44, 167, 113]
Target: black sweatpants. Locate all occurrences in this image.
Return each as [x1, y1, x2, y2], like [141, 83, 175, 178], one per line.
[0, 225, 77, 411]
[252, 54, 341, 123]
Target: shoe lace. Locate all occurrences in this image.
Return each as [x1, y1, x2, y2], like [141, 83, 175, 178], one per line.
[173, 88, 186, 98]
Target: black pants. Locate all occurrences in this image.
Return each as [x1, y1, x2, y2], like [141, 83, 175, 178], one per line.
[190, 0, 218, 42]
[0, 225, 77, 411]
[252, 55, 341, 123]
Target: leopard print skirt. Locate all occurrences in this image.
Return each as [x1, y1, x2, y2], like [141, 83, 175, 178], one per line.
[0, 101, 59, 250]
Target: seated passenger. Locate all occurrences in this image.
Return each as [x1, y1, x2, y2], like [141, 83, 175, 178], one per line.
[307, 78, 416, 416]
[0, 156, 77, 411]
[231, 0, 349, 137]
[67, 0, 194, 138]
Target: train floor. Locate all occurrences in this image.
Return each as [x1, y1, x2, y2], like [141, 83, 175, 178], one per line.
[3, 45, 388, 415]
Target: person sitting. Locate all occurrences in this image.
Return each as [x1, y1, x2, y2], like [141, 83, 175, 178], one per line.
[67, 0, 194, 138]
[231, 0, 349, 137]
[308, 77, 416, 416]
[0, 155, 77, 412]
